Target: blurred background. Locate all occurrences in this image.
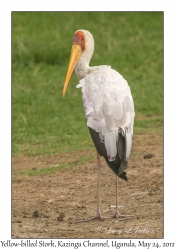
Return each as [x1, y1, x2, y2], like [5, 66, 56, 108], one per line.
[12, 12, 163, 157]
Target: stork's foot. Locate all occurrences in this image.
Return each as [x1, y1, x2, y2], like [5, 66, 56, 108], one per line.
[112, 212, 135, 221]
[75, 212, 135, 223]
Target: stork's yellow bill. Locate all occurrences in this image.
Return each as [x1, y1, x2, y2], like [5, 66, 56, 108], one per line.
[62, 44, 82, 97]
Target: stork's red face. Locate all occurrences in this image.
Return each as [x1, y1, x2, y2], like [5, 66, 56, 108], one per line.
[62, 31, 85, 97]
[72, 31, 85, 51]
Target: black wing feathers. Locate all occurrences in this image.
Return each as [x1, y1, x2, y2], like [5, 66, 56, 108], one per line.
[88, 127, 128, 181]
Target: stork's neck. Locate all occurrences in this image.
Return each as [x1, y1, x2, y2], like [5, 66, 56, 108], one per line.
[75, 55, 90, 80]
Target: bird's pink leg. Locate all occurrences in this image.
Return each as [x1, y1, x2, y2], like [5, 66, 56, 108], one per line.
[95, 152, 103, 219]
[112, 176, 134, 221]
[76, 152, 104, 222]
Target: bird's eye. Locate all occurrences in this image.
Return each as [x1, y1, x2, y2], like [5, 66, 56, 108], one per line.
[80, 38, 83, 42]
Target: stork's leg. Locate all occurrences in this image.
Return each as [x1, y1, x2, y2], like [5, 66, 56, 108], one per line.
[76, 152, 104, 222]
[95, 152, 103, 219]
[112, 176, 134, 221]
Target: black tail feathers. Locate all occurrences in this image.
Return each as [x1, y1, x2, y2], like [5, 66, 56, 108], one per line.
[118, 171, 128, 181]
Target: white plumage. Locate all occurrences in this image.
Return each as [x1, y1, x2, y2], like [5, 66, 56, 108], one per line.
[76, 65, 135, 161]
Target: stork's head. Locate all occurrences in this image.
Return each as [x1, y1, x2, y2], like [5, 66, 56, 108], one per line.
[62, 29, 94, 97]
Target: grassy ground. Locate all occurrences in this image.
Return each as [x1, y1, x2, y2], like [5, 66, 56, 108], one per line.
[12, 12, 163, 157]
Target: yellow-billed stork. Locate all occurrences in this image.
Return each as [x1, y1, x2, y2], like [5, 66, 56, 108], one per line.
[62, 30, 135, 221]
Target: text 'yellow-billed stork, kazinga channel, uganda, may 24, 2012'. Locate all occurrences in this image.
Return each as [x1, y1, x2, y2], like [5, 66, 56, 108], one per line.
[62, 29, 135, 222]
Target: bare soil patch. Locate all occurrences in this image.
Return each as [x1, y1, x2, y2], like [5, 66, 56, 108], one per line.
[12, 132, 163, 238]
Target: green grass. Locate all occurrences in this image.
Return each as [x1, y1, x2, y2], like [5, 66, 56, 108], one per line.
[12, 12, 163, 157]
[13, 165, 66, 177]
